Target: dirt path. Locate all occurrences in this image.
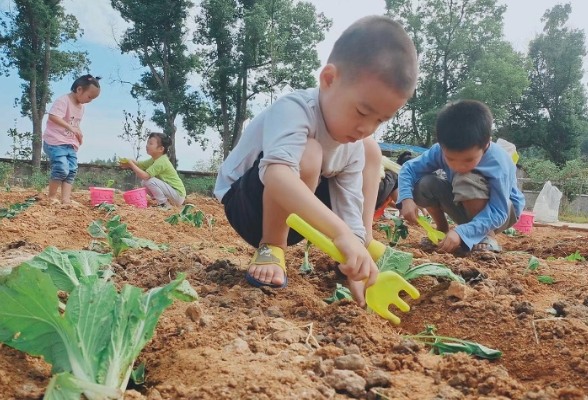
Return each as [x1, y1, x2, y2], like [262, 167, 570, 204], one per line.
[1, 189, 588, 400]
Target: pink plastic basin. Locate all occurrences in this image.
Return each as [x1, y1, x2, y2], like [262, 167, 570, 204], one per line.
[123, 187, 148, 208]
[513, 210, 536, 234]
[89, 187, 115, 207]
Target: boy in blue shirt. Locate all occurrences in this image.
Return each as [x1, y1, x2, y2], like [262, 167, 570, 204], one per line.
[215, 16, 418, 305]
[397, 100, 525, 253]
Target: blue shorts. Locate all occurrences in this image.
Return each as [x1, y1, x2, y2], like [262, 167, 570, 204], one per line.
[43, 142, 78, 184]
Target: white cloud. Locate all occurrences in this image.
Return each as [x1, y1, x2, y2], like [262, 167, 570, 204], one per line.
[62, 0, 129, 48]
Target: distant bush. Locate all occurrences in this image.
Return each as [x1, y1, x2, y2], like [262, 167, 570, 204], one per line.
[0, 162, 12, 186]
[74, 169, 136, 191]
[521, 157, 588, 201]
[182, 174, 216, 196]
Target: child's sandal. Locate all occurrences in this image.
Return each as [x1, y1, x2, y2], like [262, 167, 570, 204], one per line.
[245, 244, 288, 288]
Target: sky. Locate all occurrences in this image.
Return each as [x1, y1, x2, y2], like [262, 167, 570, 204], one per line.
[1, 0, 588, 171]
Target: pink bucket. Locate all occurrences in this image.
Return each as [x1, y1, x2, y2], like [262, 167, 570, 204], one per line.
[513, 211, 536, 234]
[89, 187, 115, 206]
[123, 188, 148, 208]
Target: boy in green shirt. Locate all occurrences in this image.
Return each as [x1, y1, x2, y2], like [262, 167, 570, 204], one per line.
[121, 132, 186, 209]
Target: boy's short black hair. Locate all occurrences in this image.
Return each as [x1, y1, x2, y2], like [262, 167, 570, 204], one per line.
[396, 151, 413, 165]
[71, 74, 101, 92]
[327, 16, 418, 98]
[435, 100, 493, 151]
[149, 132, 172, 154]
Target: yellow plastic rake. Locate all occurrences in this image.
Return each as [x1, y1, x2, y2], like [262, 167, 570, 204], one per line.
[286, 214, 419, 324]
[417, 216, 446, 244]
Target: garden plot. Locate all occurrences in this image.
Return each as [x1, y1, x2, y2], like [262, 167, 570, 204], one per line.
[1, 189, 588, 400]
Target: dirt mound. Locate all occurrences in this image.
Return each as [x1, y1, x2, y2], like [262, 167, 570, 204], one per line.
[1, 189, 588, 399]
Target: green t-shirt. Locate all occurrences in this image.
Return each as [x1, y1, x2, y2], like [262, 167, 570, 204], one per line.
[137, 155, 186, 197]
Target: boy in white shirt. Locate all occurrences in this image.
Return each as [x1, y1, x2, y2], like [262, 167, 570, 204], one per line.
[215, 16, 418, 306]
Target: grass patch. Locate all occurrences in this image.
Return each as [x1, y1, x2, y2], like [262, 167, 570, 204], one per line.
[558, 212, 588, 224]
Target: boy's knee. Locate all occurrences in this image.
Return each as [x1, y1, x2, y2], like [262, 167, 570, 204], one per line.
[413, 175, 448, 207]
[452, 172, 489, 202]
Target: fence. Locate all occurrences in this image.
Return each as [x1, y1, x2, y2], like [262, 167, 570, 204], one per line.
[0, 158, 217, 196]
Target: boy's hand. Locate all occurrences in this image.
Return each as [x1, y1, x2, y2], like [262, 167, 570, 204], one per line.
[399, 198, 419, 223]
[348, 278, 368, 308]
[333, 233, 378, 287]
[438, 229, 462, 253]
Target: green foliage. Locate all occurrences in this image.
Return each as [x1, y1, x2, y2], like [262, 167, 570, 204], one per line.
[521, 158, 588, 200]
[0, 197, 36, 219]
[523, 256, 540, 276]
[565, 250, 585, 261]
[0, 0, 89, 167]
[194, 0, 331, 158]
[120, 102, 151, 160]
[6, 125, 33, 160]
[165, 204, 206, 228]
[324, 283, 353, 304]
[74, 169, 135, 191]
[376, 247, 464, 283]
[405, 325, 502, 360]
[88, 215, 165, 257]
[28, 168, 49, 192]
[378, 217, 408, 245]
[299, 241, 313, 274]
[537, 276, 555, 284]
[0, 248, 196, 399]
[95, 202, 117, 217]
[0, 162, 13, 186]
[111, 0, 208, 166]
[506, 4, 588, 165]
[181, 174, 216, 196]
[384, 0, 515, 146]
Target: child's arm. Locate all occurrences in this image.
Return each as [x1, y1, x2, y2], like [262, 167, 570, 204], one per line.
[264, 163, 378, 286]
[48, 114, 83, 145]
[126, 160, 151, 181]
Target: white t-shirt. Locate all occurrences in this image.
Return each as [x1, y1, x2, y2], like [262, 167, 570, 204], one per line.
[214, 88, 366, 241]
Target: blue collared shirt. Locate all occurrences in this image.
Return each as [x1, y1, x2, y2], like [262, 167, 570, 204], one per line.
[397, 142, 525, 249]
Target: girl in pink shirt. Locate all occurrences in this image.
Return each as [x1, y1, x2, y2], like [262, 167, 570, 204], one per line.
[42, 74, 101, 204]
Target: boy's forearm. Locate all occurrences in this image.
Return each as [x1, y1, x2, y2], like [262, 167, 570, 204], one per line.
[264, 164, 350, 239]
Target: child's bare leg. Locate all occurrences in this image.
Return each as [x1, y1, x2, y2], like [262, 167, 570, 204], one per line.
[48, 181, 60, 200]
[61, 182, 73, 204]
[361, 137, 381, 245]
[249, 140, 322, 285]
[427, 206, 449, 232]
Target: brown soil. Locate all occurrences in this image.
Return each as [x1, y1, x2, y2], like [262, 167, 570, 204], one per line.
[1, 188, 588, 400]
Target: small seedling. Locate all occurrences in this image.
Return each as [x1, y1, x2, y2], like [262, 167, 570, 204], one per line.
[300, 241, 314, 274]
[0, 197, 36, 220]
[95, 202, 117, 216]
[565, 251, 585, 262]
[324, 283, 353, 304]
[405, 325, 502, 360]
[88, 215, 165, 257]
[165, 204, 206, 227]
[522, 256, 540, 276]
[105, 179, 115, 188]
[537, 276, 555, 284]
[378, 217, 408, 245]
[503, 227, 517, 237]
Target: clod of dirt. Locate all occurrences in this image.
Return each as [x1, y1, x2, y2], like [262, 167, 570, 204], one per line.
[445, 281, 472, 300]
[325, 369, 366, 398]
[553, 300, 569, 317]
[265, 305, 284, 318]
[365, 369, 392, 389]
[334, 354, 366, 371]
[513, 301, 535, 316]
[392, 339, 422, 354]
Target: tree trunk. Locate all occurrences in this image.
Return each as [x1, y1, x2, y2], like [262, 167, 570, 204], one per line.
[231, 65, 248, 150]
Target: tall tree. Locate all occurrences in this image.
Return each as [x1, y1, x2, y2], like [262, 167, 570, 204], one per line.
[0, 0, 88, 167]
[505, 3, 587, 165]
[195, 0, 331, 159]
[111, 0, 209, 167]
[383, 0, 526, 146]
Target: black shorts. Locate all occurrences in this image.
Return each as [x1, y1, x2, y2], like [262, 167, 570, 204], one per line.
[375, 170, 398, 210]
[221, 154, 331, 247]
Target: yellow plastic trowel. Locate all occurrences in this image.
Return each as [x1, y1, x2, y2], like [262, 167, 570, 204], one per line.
[417, 216, 445, 244]
[286, 214, 420, 324]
